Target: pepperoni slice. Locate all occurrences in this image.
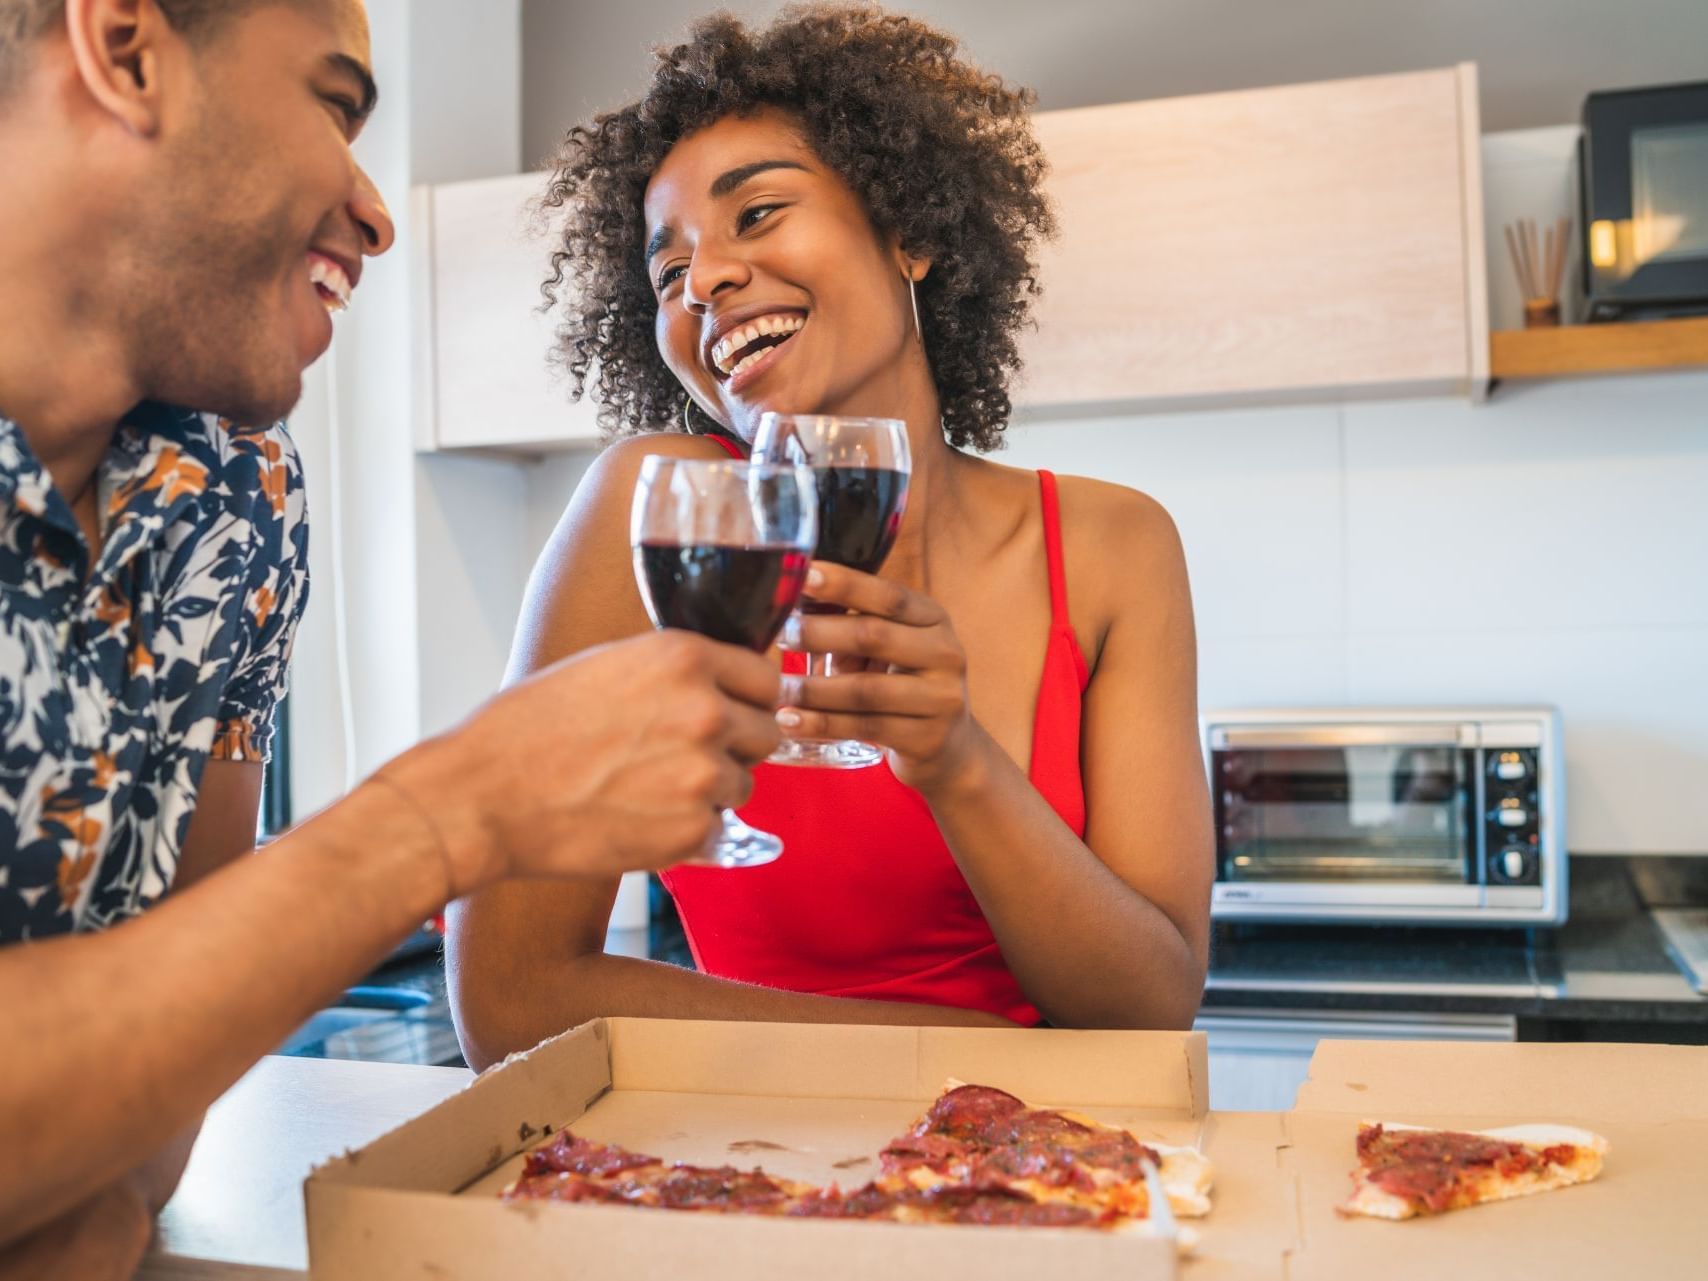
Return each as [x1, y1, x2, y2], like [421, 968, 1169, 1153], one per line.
[522, 1132, 662, 1179]
[788, 1183, 904, 1219]
[880, 1132, 972, 1174]
[1358, 1124, 1545, 1213]
[651, 1165, 794, 1211]
[915, 1085, 1027, 1145]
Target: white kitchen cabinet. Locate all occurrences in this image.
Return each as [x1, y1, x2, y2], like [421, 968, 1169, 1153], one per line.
[1019, 64, 1489, 415]
[412, 172, 602, 453]
[415, 66, 1490, 455]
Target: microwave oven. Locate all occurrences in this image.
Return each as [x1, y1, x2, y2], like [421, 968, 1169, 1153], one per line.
[1581, 79, 1708, 320]
[1204, 707, 1566, 927]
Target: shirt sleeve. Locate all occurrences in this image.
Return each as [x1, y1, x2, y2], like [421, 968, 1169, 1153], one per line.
[211, 422, 311, 764]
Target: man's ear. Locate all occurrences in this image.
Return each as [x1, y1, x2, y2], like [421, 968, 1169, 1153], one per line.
[62, 0, 175, 138]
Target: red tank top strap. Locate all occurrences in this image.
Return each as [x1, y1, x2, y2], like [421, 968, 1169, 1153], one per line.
[1037, 470, 1091, 691]
[706, 432, 746, 459]
[1037, 470, 1071, 629]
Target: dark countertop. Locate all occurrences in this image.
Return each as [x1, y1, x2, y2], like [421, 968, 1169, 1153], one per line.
[1203, 856, 1708, 1029]
[317, 859, 1707, 1067]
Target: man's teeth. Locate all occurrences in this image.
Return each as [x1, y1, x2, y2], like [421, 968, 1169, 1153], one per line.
[308, 257, 353, 312]
[712, 314, 804, 375]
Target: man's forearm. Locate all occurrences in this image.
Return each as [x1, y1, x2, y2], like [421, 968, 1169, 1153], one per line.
[0, 779, 447, 1246]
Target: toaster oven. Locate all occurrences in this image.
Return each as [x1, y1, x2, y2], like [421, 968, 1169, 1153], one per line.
[1204, 707, 1565, 926]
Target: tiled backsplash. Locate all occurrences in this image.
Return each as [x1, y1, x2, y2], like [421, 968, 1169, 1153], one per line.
[997, 369, 1708, 854]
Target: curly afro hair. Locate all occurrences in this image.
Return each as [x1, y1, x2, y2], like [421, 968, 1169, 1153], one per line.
[537, 2, 1056, 452]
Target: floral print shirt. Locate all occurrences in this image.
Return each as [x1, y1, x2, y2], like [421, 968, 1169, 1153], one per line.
[0, 404, 308, 942]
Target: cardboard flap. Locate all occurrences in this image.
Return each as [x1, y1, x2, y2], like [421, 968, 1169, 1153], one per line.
[609, 1019, 1207, 1114]
[1283, 1111, 1708, 1280]
[915, 1027, 1209, 1114]
[310, 1019, 611, 1191]
[1297, 1039, 1708, 1123]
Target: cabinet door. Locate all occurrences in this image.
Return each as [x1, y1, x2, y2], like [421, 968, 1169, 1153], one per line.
[1019, 65, 1488, 413]
[419, 172, 602, 452]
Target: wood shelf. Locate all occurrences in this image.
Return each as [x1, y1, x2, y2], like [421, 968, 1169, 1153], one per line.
[1490, 315, 1708, 382]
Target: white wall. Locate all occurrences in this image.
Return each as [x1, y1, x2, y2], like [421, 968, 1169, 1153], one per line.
[1005, 376, 1708, 856]
[288, 0, 531, 814]
[405, 0, 535, 739]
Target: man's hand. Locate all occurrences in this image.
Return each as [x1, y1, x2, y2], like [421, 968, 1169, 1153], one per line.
[379, 630, 782, 895]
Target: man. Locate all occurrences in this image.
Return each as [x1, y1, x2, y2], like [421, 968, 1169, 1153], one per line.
[0, 1, 782, 1274]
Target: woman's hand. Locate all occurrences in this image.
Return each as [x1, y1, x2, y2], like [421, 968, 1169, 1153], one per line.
[777, 563, 994, 797]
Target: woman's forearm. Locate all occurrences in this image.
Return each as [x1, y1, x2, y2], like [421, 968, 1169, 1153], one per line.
[449, 948, 1015, 1072]
[924, 728, 1205, 1030]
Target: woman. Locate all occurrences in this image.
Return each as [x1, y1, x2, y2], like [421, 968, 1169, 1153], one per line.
[447, 5, 1213, 1069]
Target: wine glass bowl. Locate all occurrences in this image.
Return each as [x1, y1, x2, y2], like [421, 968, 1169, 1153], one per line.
[630, 456, 817, 867]
[750, 414, 912, 769]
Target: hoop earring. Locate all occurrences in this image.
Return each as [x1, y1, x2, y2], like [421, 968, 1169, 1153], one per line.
[908, 274, 922, 343]
[680, 395, 702, 435]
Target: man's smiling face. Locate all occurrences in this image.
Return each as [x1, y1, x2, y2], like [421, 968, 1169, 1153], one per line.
[136, 0, 393, 424]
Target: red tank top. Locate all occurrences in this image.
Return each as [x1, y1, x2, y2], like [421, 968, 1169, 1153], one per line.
[661, 439, 1090, 1025]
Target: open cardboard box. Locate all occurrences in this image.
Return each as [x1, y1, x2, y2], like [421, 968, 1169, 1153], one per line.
[305, 1020, 1708, 1280]
[1281, 1039, 1708, 1278]
[305, 1019, 1288, 1280]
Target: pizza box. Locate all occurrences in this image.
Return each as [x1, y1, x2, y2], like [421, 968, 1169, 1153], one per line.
[303, 1018, 1294, 1281]
[1280, 1039, 1708, 1279]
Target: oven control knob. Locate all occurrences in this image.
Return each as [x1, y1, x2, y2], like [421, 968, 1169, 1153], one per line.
[1497, 846, 1531, 882]
[1492, 752, 1531, 782]
[1494, 805, 1530, 827]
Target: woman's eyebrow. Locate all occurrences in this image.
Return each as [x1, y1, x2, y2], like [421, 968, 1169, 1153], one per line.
[646, 159, 810, 261]
[709, 159, 810, 198]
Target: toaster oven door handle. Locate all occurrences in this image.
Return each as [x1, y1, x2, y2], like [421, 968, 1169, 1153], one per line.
[1212, 724, 1468, 748]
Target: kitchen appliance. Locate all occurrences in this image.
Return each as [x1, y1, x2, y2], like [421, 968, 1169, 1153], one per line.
[1205, 707, 1565, 926]
[1580, 79, 1708, 320]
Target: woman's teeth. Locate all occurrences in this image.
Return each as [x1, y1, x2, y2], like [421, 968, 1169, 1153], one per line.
[712, 313, 804, 376]
[309, 256, 353, 312]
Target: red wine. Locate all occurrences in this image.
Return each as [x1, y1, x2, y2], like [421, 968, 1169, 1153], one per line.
[803, 467, 908, 611]
[637, 542, 810, 651]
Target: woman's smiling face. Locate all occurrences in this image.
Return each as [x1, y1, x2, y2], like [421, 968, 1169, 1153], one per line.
[643, 108, 920, 441]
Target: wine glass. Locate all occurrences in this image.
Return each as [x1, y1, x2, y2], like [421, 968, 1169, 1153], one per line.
[631, 456, 817, 868]
[751, 413, 912, 769]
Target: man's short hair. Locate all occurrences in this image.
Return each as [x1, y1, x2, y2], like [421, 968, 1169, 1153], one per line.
[0, 1, 264, 95]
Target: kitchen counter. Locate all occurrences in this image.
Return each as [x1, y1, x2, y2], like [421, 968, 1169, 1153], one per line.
[316, 860, 1707, 1076]
[143, 1056, 470, 1279]
[1204, 856, 1708, 1034]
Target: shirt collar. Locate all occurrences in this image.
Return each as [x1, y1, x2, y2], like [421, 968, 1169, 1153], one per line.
[0, 403, 220, 578]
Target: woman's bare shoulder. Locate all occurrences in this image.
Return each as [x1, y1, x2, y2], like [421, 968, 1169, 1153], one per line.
[550, 431, 735, 537]
[1048, 473, 1188, 636]
[1051, 473, 1180, 551]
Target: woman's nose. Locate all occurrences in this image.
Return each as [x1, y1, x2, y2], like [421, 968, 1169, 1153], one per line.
[682, 244, 751, 313]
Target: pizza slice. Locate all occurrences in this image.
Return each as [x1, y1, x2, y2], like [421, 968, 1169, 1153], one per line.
[503, 1130, 1135, 1228]
[878, 1083, 1213, 1220]
[499, 1081, 1215, 1234]
[1337, 1120, 1609, 1220]
[503, 1131, 814, 1214]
